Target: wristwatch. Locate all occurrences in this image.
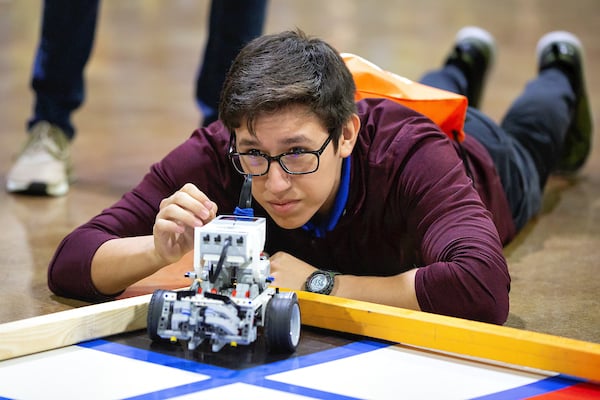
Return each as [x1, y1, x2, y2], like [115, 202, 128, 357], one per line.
[305, 270, 340, 295]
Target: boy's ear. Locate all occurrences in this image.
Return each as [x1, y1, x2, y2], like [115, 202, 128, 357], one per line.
[338, 114, 360, 157]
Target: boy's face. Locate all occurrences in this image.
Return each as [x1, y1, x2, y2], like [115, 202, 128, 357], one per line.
[234, 105, 355, 229]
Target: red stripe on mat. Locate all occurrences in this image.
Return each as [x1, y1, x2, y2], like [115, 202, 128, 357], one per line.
[527, 382, 600, 399]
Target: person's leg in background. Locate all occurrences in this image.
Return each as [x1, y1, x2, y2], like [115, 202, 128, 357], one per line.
[7, 0, 269, 195]
[6, 0, 100, 196]
[195, 0, 268, 126]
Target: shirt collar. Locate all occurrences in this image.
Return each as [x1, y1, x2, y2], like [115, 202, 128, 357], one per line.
[302, 157, 351, 238]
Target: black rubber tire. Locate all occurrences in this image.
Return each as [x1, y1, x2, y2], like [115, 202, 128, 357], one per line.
[147, 289, 170, 342]
[264, 292, 301, 353]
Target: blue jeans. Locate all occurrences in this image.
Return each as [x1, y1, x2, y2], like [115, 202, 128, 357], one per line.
[195, 0, 267, 125]
[28, 0, 268, 138]
[420, 65, 574, 231]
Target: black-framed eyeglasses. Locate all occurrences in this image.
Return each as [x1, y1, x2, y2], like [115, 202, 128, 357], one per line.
[228, 135, 333, 176]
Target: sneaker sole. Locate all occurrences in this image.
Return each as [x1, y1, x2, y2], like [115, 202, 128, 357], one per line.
[6, 180, 69, 196]
[536, 31, 583, 60]
[455, 26, 497, 64]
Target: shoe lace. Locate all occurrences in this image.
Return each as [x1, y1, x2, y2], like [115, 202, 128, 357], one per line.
[21, 123, 69, 160]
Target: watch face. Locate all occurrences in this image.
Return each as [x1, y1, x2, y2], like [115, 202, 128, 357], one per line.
[310, 274, 329, 292]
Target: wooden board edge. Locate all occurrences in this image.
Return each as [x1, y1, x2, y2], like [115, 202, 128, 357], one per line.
[1, 290, 599, 384]
[0, 294, 151, 361]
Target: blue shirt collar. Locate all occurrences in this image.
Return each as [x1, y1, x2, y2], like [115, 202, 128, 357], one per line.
[302, 157, 351, 238]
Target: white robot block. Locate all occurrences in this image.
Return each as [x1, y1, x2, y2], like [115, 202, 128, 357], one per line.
[147, 214, 301, 353]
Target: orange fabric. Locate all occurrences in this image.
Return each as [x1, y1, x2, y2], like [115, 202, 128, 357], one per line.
[343, 53, 467, 141]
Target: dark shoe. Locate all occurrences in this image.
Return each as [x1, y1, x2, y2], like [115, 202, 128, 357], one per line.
[445, 26, 496, 109]
[537, 31, 592, 174]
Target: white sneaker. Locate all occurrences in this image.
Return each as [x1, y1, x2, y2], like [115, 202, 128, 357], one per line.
[6, 121, 72, 196]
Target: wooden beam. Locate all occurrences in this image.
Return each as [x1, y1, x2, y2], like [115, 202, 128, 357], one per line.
[1, 290, 599, 384]
[0, 294, 151, 361]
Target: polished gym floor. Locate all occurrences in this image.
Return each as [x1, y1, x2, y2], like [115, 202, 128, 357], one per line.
[0, 0, 598, 344]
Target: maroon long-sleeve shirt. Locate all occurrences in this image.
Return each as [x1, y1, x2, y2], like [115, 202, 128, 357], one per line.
[48, 98, 515, 324]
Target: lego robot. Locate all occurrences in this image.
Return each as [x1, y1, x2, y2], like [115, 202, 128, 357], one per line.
[147, 177, 301, 353]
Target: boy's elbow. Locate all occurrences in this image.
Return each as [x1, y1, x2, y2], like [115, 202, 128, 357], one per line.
[475, 290, 509, 325]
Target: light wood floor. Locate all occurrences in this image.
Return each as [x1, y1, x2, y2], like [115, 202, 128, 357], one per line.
[1, 0, 599, 343]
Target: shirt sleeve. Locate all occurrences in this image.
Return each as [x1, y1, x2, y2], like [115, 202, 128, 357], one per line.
[346, 99, 511, 324]
[47, 124, 240, 301]
[398, 130, 510, 324]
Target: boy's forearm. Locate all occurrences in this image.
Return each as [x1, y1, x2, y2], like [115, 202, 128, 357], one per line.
[90, 235, 166, 296]
[331, 270, 420, 311]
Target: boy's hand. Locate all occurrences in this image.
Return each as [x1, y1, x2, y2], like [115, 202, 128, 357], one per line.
[269, 251, 317, 290]
[153, 183, 217, 264]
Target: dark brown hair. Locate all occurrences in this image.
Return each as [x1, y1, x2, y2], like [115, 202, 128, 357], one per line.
[219, 29, 357, 146]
